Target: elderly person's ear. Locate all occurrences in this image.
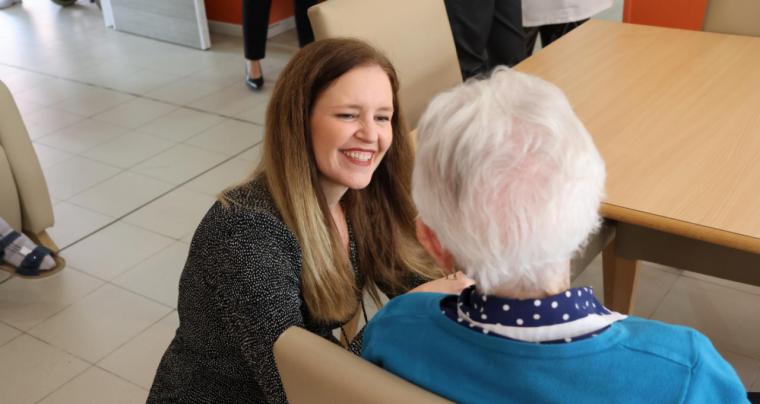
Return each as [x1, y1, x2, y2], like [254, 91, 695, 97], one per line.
[415, 219, 455, 274]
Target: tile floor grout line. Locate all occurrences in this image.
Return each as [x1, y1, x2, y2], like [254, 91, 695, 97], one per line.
[7, 59, 269, 128]
[105, 280, 177, 311]
[14, 277, 111, 339]
[93, 309, 177, 373]
[679, 271, 760, 297]
[2, 266, 170, 344]
[643, 270, 682, 320]
[32, 364, 93, 404]
[94, 363, 151, 394]
[0, 319, 25, 349]
[59, 139, 263, 253]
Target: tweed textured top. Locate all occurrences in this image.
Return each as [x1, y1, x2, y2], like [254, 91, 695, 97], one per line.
[148, 180, 369, 403]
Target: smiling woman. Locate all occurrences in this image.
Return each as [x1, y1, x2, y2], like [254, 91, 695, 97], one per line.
[310, 64, 394, 204]
[147, 38, 466, 404]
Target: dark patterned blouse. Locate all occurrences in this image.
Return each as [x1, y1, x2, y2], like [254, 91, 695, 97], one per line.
[148, 180, 376, 403]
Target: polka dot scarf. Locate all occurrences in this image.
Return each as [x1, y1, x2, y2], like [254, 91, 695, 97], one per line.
[441, 285, 627, 344]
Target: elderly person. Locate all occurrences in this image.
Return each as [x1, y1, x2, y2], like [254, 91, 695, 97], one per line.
[361, 67, 748, 403]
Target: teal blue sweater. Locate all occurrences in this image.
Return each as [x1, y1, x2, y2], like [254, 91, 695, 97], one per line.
[362, 293, 748, 404]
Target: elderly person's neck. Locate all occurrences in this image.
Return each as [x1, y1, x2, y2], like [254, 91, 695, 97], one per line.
[485, 261, 571, 300]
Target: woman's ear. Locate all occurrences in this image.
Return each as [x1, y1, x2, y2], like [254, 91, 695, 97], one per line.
[415, 219, 455, 274]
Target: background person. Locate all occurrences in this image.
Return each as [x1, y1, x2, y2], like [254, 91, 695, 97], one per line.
[443, 0, 527, 79]
[523, 0, 612, 56]
[243, 0, 317, 90]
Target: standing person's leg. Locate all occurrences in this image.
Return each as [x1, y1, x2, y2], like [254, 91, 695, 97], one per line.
[487, 0, 526, 68]
[243, 0, 272, 89]
[293, 0, 317, 47]
[443, 0, 496, 80]
[538, 19, 589, 48]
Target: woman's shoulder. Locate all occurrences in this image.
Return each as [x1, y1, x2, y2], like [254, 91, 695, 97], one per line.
[194, 179, 295, 245]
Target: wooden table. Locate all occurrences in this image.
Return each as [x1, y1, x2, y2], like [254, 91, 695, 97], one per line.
[514, 20, 760, 313]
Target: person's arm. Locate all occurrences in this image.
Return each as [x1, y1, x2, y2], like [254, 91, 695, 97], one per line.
[211, 212, 305, 404]
[683, 332, 749, 403]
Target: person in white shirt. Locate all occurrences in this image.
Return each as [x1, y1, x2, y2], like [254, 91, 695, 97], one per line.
[523, 0, 612, 56]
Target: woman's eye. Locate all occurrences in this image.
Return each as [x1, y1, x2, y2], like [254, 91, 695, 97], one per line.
[375, 115, 391, 122]
[336, 113, 357, 120]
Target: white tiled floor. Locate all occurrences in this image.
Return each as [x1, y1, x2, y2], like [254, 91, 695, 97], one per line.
[0, 0, 758, 402]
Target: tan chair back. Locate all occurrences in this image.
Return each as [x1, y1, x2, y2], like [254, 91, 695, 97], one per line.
[273, 326, 452, 404]
[307, 0, 462, 128]
[703, 0, 760, 36]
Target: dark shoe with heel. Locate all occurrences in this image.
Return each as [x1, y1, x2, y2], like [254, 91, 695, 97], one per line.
[245, 75, 264, 91]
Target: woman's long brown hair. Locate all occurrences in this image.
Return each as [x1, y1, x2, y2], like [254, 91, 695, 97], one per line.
[224, 38, 440, 324]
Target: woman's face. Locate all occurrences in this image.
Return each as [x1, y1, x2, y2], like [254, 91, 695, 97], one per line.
[310, 64, 394, 197]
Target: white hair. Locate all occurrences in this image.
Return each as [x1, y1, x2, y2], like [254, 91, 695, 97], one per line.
[413, 67, 605, 293]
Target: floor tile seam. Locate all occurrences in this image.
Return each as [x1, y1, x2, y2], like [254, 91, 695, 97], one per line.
[20, 279, 110, 335]
[34, 130, 173, 171]
[87, 96, 180, 125]
[93, 363, 151, 393]
[106, 257, 181, 307]
[640, 260, 682, 275]
[1, 62, 180, 117]
[105, 259, 184, 308]
[93, 308, 177, 369]
[32, 363, 92, 404]
[71, 131, 181, 169]
[18, 329, 96, 366]
[33, 129, 130, 159]
[42, 155, 125, 194]
[3, 61, 265, 129]
[25, 118, 88, 142]
[641, 271, 683, 320]
[0, 63, 139, 111]
[177, 119, 265, 152]
[58, 139, 262, 252]
[719, 347, 760, 390]
[679, 271, 760, 297]
[0, 319, 24, 348]
[19, 286, 170, 366]
[19, 101, 89, 120]
[720, 347, 760, 363]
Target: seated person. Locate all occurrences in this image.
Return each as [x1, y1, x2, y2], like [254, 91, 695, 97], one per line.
[362, 67, 748, 403]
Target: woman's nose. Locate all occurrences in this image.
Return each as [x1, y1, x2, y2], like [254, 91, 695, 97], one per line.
[355, 116, 378, 142]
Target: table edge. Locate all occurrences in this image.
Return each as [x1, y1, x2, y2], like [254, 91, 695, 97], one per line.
[602, 203, 760, 254]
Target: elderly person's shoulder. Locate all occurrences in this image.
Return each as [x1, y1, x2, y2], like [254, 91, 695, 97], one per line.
[372, 292, 444, 320]
[618, 316, 726, 365]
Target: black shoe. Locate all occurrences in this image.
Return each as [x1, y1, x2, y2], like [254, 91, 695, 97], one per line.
[245, 75, 264, 91]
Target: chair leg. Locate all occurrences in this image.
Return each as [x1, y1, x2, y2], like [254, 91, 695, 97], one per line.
[29, 230, 60, 254]
[602, 238, 638, 314]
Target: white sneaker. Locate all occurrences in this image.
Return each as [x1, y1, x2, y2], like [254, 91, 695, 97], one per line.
[0, 0, 20, 9]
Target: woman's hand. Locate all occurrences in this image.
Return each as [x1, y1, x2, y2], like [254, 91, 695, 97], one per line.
[407, 271, 474, 295]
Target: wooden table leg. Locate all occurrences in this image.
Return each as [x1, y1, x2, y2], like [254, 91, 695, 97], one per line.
[602, 238, 639, 314]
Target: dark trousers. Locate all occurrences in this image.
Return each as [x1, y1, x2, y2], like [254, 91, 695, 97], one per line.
[524, 19, 588, 57]
[242, 0, 317, 61]
[443, 0, 526, 80]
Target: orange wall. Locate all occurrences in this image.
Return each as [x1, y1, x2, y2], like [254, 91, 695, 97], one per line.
[623, 0, 708, 30]
[204, 0, 294, 24]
